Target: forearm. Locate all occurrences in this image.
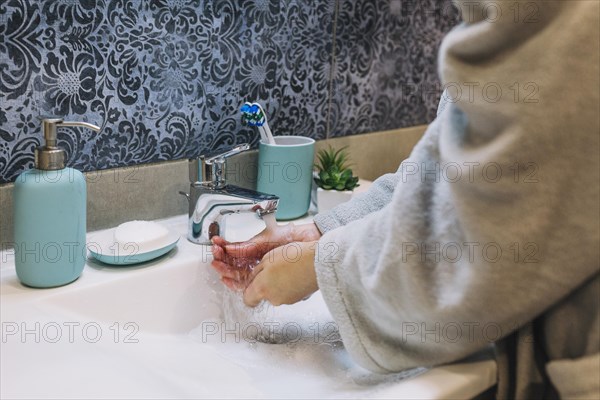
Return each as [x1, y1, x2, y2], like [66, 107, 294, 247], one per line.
[313, 170, 402, 234]
[292, 171, 402, 239]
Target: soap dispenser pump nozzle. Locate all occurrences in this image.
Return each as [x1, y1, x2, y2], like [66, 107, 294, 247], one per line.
[36, 118, 101, 171]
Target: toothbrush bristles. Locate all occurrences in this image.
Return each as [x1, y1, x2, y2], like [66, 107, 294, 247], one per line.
[240, 101, 275, 144]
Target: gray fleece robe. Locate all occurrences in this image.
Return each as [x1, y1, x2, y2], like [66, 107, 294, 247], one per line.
[313, 1, 599, 399]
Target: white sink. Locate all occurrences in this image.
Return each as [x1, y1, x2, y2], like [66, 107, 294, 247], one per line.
[1, 214, 496, 399]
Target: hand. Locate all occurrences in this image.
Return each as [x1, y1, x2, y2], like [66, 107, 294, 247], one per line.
[243, 241, 319, 307]
[211, 222, 321, 290]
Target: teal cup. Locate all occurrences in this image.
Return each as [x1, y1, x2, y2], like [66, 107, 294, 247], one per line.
[257, 136, 315, 220]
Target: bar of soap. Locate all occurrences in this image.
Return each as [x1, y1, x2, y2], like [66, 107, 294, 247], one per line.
[114, 220, 169, 250]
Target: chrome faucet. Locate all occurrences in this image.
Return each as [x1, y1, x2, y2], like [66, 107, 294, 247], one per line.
[179, 144, 279, 245]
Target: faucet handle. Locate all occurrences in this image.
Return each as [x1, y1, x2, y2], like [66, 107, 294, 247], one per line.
[203, 143, 250, 164]
[191, 143, 250, 188]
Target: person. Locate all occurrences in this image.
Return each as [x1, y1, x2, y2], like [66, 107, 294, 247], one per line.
[212, 1, 599, 399]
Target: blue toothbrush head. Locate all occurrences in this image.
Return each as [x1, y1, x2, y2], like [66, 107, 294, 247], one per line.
[240, 102, 266, 127]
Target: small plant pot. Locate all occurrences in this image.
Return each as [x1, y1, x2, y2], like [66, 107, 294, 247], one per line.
[316, 187, 354, 213]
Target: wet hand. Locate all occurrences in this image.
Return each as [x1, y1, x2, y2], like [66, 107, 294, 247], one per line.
[243, 241, 319, 307]
[211, 223, 321, 290]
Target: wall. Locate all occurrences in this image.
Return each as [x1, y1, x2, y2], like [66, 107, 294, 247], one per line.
[0, 0, 459, 184]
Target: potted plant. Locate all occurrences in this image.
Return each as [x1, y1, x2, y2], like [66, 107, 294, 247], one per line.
[314, 146, 360, 213]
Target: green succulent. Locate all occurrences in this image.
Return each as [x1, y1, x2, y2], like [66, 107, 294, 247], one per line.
[314, 146, 359, 191]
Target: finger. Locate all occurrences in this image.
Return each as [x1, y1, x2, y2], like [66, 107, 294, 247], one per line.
[221, 277, 237, 290]
[213, 235, 257, 265]
[211, 260, 246, 280]
[210, 260, 233, 276]
[211, 236, 228, 246]
[211, 242, 239, 266]
[211, 237, 234, 263]
[224, 239, 265, 259]
[243, 279, 265, 307]
[243, 257, 270, 307]
[211, 236, 230, 247]
[222, 276, 246, 291]
[211, 243, 225, 261]
[247, 260, 265, 282]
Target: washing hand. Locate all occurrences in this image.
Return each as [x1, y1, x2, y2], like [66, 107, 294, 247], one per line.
[211, 222, 321, 291]
[243, 241, 319, 307]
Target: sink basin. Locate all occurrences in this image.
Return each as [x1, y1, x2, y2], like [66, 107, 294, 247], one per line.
[44, 254, 218, 335]
[1, 214, 496, 399]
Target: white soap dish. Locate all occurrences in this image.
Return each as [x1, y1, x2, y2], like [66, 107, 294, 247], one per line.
[87, 220, 180, 266]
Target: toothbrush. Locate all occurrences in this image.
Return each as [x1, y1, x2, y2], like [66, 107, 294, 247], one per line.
[240, 102, 276, 144]
[241, 102, 267, 143]
[252, 103, 276, 145]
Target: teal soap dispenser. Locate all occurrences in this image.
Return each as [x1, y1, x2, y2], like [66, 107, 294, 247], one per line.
[14, 118, 101, 288]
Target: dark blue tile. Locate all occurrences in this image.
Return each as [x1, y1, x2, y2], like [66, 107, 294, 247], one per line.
[329, 0, 460, 137]
[270, 0, 334, 140]
[0, 0, 455, 183]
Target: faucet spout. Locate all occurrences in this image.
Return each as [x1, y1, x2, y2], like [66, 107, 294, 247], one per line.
[179, 144, 279, 244]
[185, 184, 278, 244]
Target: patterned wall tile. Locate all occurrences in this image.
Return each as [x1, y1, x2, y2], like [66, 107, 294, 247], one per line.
[329, 0, 460, 137]
[272, 0, 334, 140]
[0, 0, 455, 184]
[0, 0, 334, 183]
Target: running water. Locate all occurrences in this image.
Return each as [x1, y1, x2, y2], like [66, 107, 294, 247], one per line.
[221, 289, 279, 342]
[219, 212, 284, 342]
[222, 213, 304, 343]
[262, 212, 278, 232]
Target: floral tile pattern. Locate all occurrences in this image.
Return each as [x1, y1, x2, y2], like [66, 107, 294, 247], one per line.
[330, 0, 460, 137]
[0, 0, 457, 184]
